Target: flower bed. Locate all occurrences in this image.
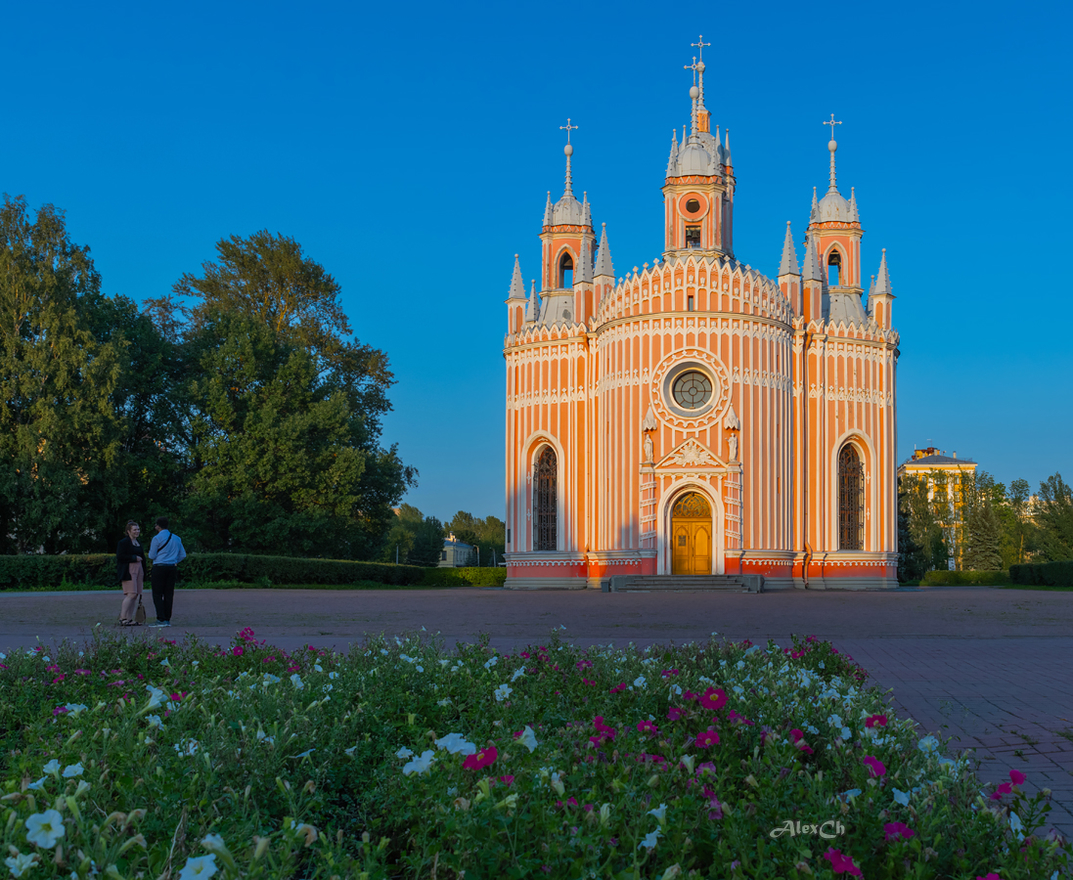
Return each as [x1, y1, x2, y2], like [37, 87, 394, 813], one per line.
[0, 628, 1068, 879]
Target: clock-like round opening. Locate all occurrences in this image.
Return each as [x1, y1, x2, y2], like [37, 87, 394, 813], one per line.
[671, 371, 712, 410]
[685, 198, 701, 213]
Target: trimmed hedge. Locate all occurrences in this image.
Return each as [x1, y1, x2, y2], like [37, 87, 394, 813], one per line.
[1009, 560, 1073, 587]
[920, 569, 1010, 586]
[0, 553, 426, 590]
[421, 567, 508, 587]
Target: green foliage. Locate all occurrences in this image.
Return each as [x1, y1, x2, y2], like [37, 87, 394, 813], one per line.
[896, 481, 927, 582]
[420, 566, 507, 587]
[0, 196, 125, 553]
[381, 504, 444, 567]
[963, 500, 1003, 571]
[899, 473, 949, 572]
[920, 569, 1010, 586]
[0, 630, 1066, 879]
[445, 510, 507, 566]
[1010, 560, 1073, 587]
[0, 553, 425, 590]
[1035, 473, 1073, 562]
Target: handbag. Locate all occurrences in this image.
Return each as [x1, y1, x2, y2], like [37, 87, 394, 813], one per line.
[135, 596, 147, 625]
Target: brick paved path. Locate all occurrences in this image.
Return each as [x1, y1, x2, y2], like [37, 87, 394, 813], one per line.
[2, 585, 1071, 837]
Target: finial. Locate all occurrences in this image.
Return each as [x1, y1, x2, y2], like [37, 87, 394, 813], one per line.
[823, 114, 842, 194]
[684, 56, 700, 135]
[691, 36, 710, 113]
[559, 119, 577, 197]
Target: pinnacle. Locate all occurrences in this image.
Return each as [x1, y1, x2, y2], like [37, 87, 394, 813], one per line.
[779, 221, 800, 277]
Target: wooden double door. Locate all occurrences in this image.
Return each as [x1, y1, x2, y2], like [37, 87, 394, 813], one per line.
[671, 492, 713, 575]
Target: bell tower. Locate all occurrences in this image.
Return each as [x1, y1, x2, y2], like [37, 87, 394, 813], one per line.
[807, 115, 863, 292]
[539, 120, 596, 305]
[662, 36, 735, 260]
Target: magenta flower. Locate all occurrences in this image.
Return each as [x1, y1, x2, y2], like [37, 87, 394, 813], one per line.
[682, 690, 698, 701]
[884, 821, 916, 842]
[667, 707, 683, 721]
[865, 713, 888, 729]
[790, 728, 804, 742]
[695, 728, 720, 748]
[702, 785, 724, 819]
[863, 756, 887, 778]
[696, 761, 717, 778]
[991, 782, 1013, 800]
[727, 709, 755, 726]
[462, 745, 497, 770]
[637, 720, 659, 736]
[1010, 769, 1026, 786]
[976, 874, 1001, 880]
[609, 683, 628, 694]
[823, 849, 862, 876]
[699, 687, 728, 710]
[231, 647, 244, 657]
[576, 660, 593, 670]
[661, 668, 680, 677]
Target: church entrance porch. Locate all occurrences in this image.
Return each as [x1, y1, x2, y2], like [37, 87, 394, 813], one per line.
[670, 492, 713, 575]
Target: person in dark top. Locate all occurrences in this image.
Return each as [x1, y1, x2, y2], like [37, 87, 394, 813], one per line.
[115, 520, 146, 626]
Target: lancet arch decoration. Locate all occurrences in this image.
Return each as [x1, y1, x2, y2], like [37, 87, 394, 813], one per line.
[827, 248, 843, 287]
[558, 250, 574, 289]
[533, 445, 558, 551]
[837, 442, 865, 550]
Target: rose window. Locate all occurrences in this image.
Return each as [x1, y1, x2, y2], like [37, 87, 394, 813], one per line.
[671, 371, 712, 410]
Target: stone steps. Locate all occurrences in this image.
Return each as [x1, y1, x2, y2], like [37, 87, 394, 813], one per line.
[608, 575, 764, 593]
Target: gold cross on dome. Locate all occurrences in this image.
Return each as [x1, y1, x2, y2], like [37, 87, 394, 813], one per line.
[691, 35, 710, 62]
[560, 118, 578, 144]
[823, 114, 842, 137]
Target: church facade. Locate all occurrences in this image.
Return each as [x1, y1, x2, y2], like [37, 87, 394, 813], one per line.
[502, 49, 899, 590]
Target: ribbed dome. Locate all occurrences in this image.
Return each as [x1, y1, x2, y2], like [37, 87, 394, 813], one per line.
[817, 191, 852, 222]
[676, 142, 713, 176]
[552, 195, 584, 225]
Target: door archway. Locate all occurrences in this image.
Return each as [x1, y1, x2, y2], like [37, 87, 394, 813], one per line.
[670, 492, 712, 575]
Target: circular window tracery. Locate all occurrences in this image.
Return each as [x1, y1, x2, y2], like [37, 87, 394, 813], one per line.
[672, 371, 712, 409]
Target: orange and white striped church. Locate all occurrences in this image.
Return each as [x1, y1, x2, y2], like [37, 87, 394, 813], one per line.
[502, 43, 899, 591]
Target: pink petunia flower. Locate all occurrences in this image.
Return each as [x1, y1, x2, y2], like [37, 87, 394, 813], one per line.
[700, 687, 728, 710]
[637, 720, 659, 736]
[1010, 769, 1026, 786]
[695, 728, 720, 748]
[667, 707, 683, 721]
[682, 690, 698, 702]
[865, 713, 888, 728]
[884, 822, 916, 842]
[661, 669, 680, 677]
[976, 874, 1001, 880]
[823, 848, 863, 876]
[790, 728, 805, 742]
[727, 709, 755, 726]
[863, 756, 887, 778]
[462, 746, 498, 770]
[991, 782, 1013, 800]
[610, 683, 628, 694]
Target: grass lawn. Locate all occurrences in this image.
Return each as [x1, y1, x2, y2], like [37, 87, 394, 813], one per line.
[0, 628, 1068, 879]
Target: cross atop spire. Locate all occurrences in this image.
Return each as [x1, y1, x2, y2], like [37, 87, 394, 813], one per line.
[684, 56, 699, 86]
[691, 35, 710, 61]
[560, 118, 578, 145]
[824, 114, 842, 194]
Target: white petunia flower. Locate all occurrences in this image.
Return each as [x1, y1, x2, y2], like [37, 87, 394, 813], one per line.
[146, 714, 163, 729]
[328, 671, 338, 680]
[42, 759, 60, 776]
[511, 666, 526, 682]
[344, 746, 357, 756]
[177, 853, 218, 879]
[647, 803, 668, 824]
[437, 698, 451, 706]
[494, 683, 512, 702]
[402, 750, 436, 776]
[484, 655, 498, 669]
[314, 663, 324, 672]
[517, 725, 539, 753]
[732, 685, 744, 695]
[435, 733, 477, 755]
[1010, 811, 1025, 841]
[917, 735, 940, 753]
[24, 809, 65, 848]
[62, 762, 84, 778]
[293, 748, 316, 759]
[322, 684, 333, 693]
[633, 675, 646, 689]
[26, 776, 48, 791]
[892, 788, 910, 806]
[4, 852, 36, 878]
[63, 703, 88, 715]
[290, 674, 304, 689]
[396, 746, 415, 759]
[174, 739, 200, 756]
[639, 828, 662, 850]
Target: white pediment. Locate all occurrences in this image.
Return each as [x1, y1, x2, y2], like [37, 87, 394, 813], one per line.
[655, 438, 727, 470]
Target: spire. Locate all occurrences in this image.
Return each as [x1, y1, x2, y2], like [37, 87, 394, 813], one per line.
[692, 35, 711, 133]
[525, 279, 540, 322]
[507, 254, 526, 300]
[543, 191, 553, 226]
[778, 222, 800, 276]
[724, 128, 731, 164]
[581, 191, 591, 227]
[849, 187, 859, 222]
[594, 223, 614, 278]
[823, 114, 843, 194]
[560, 118, 578, 198]
[578, 235, 593, 284]
[874, 249, 892, 296]
[802, 235, 823, 282]
[666, 129, 679, 176]
[810, 187, 819, 222]
[868, 274, 876, 297]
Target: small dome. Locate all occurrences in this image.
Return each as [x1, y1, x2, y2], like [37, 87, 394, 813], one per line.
[552, 194, 584, 225]
[676, 141, 713, 176]
[817, 191, 852, 222]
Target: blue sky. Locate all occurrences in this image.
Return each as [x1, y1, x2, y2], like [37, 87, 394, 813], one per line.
[3, 1, 1069, 522]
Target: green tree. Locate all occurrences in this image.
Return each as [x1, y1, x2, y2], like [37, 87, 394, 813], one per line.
[0, 196, 125, 553]
[896, 480, 927, 582]
[1005, 478, 1032, 566]
[382, 504, 443, 567]
[446, 510, 506, 566]
[179, 232, 414, 557]
[1035, 474, 1073, 562]
[964, 501, 1003, 571]
[901, 472, 949, 572]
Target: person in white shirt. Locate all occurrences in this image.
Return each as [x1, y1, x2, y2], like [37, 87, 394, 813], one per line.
[147, 516, 187, 627]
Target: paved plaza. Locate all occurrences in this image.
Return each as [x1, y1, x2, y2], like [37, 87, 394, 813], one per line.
[2, 584, 1071, 838]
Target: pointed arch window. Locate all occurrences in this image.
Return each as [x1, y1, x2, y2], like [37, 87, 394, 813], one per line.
[533, 446, 558, 551]
[838, 444, 864, 550]
[827, 249, 842, 287]
[559, 252, 574, 289]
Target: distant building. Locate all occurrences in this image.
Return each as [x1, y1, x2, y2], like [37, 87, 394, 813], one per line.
[439, 533, 475, 568]
[897, 447, 977, 569]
